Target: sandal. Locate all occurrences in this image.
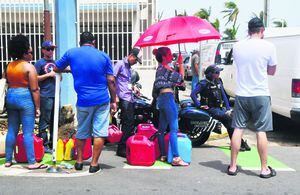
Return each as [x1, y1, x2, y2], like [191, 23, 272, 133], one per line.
[227, 165, 240, 176]
[28, 163, 48, 170]
[4, 162, 13, 168]
[160, 156, 167, 162]
[260, 166, 276, 178]
[171, 157, 189, 166]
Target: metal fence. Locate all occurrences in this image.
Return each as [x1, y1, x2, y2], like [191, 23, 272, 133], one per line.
[77, 0, 156, 68]
[0, 0, 156, 72]
[0, 0, 55, 72]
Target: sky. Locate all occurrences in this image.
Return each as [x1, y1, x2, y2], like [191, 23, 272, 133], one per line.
[157, 0, 300, 50]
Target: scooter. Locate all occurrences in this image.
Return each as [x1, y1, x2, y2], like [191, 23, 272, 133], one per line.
[113, 70, 219, 146]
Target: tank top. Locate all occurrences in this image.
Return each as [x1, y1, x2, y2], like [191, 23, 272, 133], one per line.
[6, 60, 29, 88]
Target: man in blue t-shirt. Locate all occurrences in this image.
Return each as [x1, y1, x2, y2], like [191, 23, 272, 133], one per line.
[55, 32, 117, 173]
[35, 40, 57, 153]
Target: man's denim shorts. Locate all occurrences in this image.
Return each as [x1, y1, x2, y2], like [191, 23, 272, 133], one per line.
[232, 96, 273, 131]
[76, 103, 110, 139]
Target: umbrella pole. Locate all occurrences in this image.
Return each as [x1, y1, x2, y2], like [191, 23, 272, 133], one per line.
[46, 73, 62, 173]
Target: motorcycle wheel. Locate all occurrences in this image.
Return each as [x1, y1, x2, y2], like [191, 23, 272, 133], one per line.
[188, 131, 211, 146]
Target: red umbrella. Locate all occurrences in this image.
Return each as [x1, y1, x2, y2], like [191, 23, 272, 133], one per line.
[134, 16, 221, 47]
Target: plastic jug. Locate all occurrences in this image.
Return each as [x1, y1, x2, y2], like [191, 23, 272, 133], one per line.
[107, 125, 123, 143]
[73, 138, 92, 160]
[136, 123, 160, 159]
[126, 135, 156, 166]
[167, 133, 192, 164]
[14, 133, 45, 163]
[56, 139, 64, 161]
[64, 139, 74, 161]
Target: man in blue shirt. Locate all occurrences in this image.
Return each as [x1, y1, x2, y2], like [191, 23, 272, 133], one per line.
[55, 32, 117, 173]
[35, 40, 57, 153]
[113, 48, 142, 157]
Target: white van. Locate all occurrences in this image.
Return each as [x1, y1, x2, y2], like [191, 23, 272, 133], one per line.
[218, 27, 300, 122]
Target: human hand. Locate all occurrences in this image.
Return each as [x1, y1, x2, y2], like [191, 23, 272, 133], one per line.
[110, 102, 117, 115]
[200, 105, 209, 110]
[177, 53, 183, 64]
[35, 109, 41, 118]
[48, 70, 56, 78]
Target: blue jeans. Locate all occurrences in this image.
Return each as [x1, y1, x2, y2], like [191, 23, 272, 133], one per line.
[157, 92, 179, 157]
[38, 97, 54, 147]
[5, 88, 36, 164]
[191, 75, 199, 91]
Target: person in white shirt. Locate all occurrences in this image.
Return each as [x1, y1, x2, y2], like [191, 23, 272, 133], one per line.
[228, 17, 277, 178]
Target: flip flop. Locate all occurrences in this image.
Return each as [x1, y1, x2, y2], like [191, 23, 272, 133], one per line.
[28, 164, 48, 170]
[259, 166, 276, 179]
[4, 162, 13, 168]
[227, 165, 240, 176]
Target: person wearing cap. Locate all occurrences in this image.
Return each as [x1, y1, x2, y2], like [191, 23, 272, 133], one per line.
[113, 47, 142, 157]
[34, 40, 57, 153]
[228, 17, 277, 178]
[55, 31, 117, 173]
[190, 64, 251, 151]
[191, 50, 200, 91]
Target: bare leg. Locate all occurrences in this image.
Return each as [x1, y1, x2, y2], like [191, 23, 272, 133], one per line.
[76, 138, 86, 163]
[256, 131, 270, 174]
[90, 137, 105, 166]
[229, 128, 243, 172]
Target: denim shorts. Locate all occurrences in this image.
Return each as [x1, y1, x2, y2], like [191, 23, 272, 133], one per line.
[232, 96, 273, 131]
[76, 103, 110, 139]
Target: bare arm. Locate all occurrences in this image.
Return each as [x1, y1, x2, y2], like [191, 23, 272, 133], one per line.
[107, 75, 117, 115]
[267, 65, 276, 76]
[177, 53, 184, 78]
[37, 70, 56, 81]
[25, 63, 40, 117]
[194, 63, 199, 76]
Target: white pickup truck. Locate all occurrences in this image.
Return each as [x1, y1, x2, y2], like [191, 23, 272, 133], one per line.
[210, 28, 300, 122]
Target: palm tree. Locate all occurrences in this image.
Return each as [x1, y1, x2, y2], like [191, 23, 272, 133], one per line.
[222, 1, 239, 40]
[273, 19, 287, 27]
[194, 7, 211, 20]
[194, 7, 220, 31]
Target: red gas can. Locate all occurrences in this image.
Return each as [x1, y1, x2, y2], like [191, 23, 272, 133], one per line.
[126, 135, 156, 166]
[14, 133, 45, 163]
[72, 137, 92, 160]
[107, 124, 123, 143]
[136, 123, 160, 159]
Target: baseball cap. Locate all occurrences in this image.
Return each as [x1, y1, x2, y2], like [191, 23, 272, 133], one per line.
[204, 65, 223, 75]
[130, 48, 142, 64]
[42, 40, 56, 48]
[248, 17, 264, 30]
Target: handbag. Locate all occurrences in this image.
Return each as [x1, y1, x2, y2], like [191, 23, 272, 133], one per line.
[0, 78, 7, 113]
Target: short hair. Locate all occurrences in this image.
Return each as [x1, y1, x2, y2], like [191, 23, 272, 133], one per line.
[80, 31, 95, 45]
[248, 17, 264, 35]
[152, 47, 170, 63]
[8, 35, 30, 60]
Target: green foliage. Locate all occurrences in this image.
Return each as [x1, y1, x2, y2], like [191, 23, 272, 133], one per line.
[273, 20, 288, 27]
[194, 7, 211, 20]
[221, 1, 239, 40]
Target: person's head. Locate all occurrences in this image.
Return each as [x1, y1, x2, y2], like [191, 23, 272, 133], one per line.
[204, 64, 223, 80]
[192, 49, 199, 56]
[128, 47, 142, 65]
[8, 34, 32, 61]
[152, 47, 172, 65]
[41, 40, 56, 59]
[80, 31, 95, 46]
[248, 17, 265, 38]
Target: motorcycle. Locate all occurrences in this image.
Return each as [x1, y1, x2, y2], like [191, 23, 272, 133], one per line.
[113, 70, 219, 146]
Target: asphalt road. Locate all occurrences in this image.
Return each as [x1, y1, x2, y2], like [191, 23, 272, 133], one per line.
[0, 69, 299, 195]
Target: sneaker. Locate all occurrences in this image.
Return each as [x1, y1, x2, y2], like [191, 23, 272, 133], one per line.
[240, 139, 251, 151]
[44, 146, 53, 154]
[89, 164, 101, 173]
[213, 122, 222, 134]
[160, 156, 167, 162]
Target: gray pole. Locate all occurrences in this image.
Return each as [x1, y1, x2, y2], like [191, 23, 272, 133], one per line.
[264, 0, 270, 27]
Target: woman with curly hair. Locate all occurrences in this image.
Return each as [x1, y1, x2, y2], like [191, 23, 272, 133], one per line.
[5, 35, 47, 170]
[153, 47, 188, 166]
